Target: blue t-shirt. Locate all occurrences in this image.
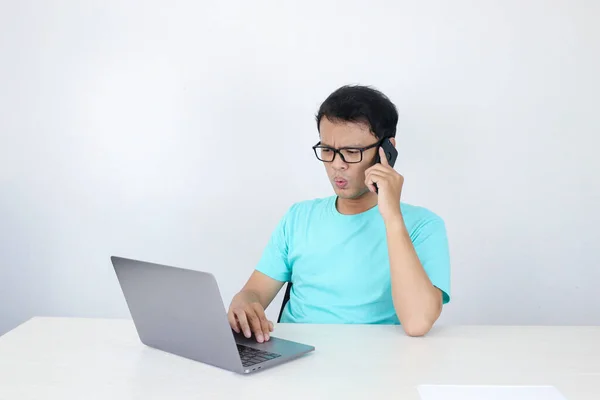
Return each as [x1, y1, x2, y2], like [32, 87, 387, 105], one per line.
[255, 196, 451, 324]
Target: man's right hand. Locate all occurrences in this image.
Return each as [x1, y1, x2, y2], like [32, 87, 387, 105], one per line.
[228, 291, 274, 343]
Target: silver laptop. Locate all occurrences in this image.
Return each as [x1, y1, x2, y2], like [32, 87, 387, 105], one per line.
[111, 256, 315, 374]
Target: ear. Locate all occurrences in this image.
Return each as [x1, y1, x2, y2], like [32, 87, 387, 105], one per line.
[389, 137, 397, 147]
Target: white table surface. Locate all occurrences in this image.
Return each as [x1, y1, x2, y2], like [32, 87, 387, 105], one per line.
[0, 317, 598, 399]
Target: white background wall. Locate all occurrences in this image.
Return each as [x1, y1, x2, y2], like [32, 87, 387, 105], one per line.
[1, 0, 599, 336]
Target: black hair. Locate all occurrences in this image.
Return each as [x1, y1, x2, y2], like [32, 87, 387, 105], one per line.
[315, 85, 398, 140]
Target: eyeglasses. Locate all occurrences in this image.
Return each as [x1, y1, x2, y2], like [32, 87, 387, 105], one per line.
[312, 139, 383, 163]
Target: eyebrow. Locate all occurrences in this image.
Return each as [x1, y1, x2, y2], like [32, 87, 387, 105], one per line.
[319, 142, 367, 148]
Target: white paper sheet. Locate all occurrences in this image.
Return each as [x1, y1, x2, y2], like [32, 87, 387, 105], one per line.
[418, 385, 568, 400]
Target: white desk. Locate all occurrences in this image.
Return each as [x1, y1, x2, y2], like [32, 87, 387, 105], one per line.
[0, 318, 598, 399]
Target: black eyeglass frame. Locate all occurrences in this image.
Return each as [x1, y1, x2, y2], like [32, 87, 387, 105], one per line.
[312, 138, 384, 163]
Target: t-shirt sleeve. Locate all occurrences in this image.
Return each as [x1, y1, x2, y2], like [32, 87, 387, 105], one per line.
[412, 216, 451, 304]
[254, 208, 292, 283]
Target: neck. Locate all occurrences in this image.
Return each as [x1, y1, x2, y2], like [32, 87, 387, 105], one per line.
[336, 191, 378, 215]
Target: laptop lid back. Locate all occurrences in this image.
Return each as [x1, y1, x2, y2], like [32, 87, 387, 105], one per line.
[111, 256, 242, 372]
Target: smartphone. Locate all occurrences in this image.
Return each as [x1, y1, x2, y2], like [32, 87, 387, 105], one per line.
[373, 138, 398, 193]
[374, 138, 398, 167]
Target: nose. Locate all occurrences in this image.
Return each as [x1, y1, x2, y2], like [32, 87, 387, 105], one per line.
[331, 152, 348, 170]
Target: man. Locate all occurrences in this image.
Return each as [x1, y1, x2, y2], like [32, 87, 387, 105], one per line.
[228, 85, 450, 341]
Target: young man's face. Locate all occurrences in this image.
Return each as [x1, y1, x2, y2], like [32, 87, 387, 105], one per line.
[318, 118, 380, 200]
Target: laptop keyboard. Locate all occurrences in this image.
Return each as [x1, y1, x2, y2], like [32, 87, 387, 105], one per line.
[237, 344, 281, 368]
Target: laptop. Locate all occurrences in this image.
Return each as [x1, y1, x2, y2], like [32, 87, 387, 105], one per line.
[111, 256, 314, 374]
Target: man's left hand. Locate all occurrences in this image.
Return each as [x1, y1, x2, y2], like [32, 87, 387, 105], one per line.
[365, 147, 404, 222]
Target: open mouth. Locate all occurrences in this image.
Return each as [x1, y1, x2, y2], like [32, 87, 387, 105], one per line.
[334, 178, 348, 189]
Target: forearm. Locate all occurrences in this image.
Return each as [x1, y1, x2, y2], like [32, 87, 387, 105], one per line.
[385, 216, 442, 336]
[238, 271, 285, 310]
[237, 289, 261, 302]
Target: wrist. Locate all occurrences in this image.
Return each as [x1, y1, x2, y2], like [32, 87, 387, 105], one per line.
[237, 289, 260, 304]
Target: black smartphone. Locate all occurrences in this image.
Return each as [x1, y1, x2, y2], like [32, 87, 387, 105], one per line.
[375, 138, 398, 167]
[373, 138, 398, 193]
